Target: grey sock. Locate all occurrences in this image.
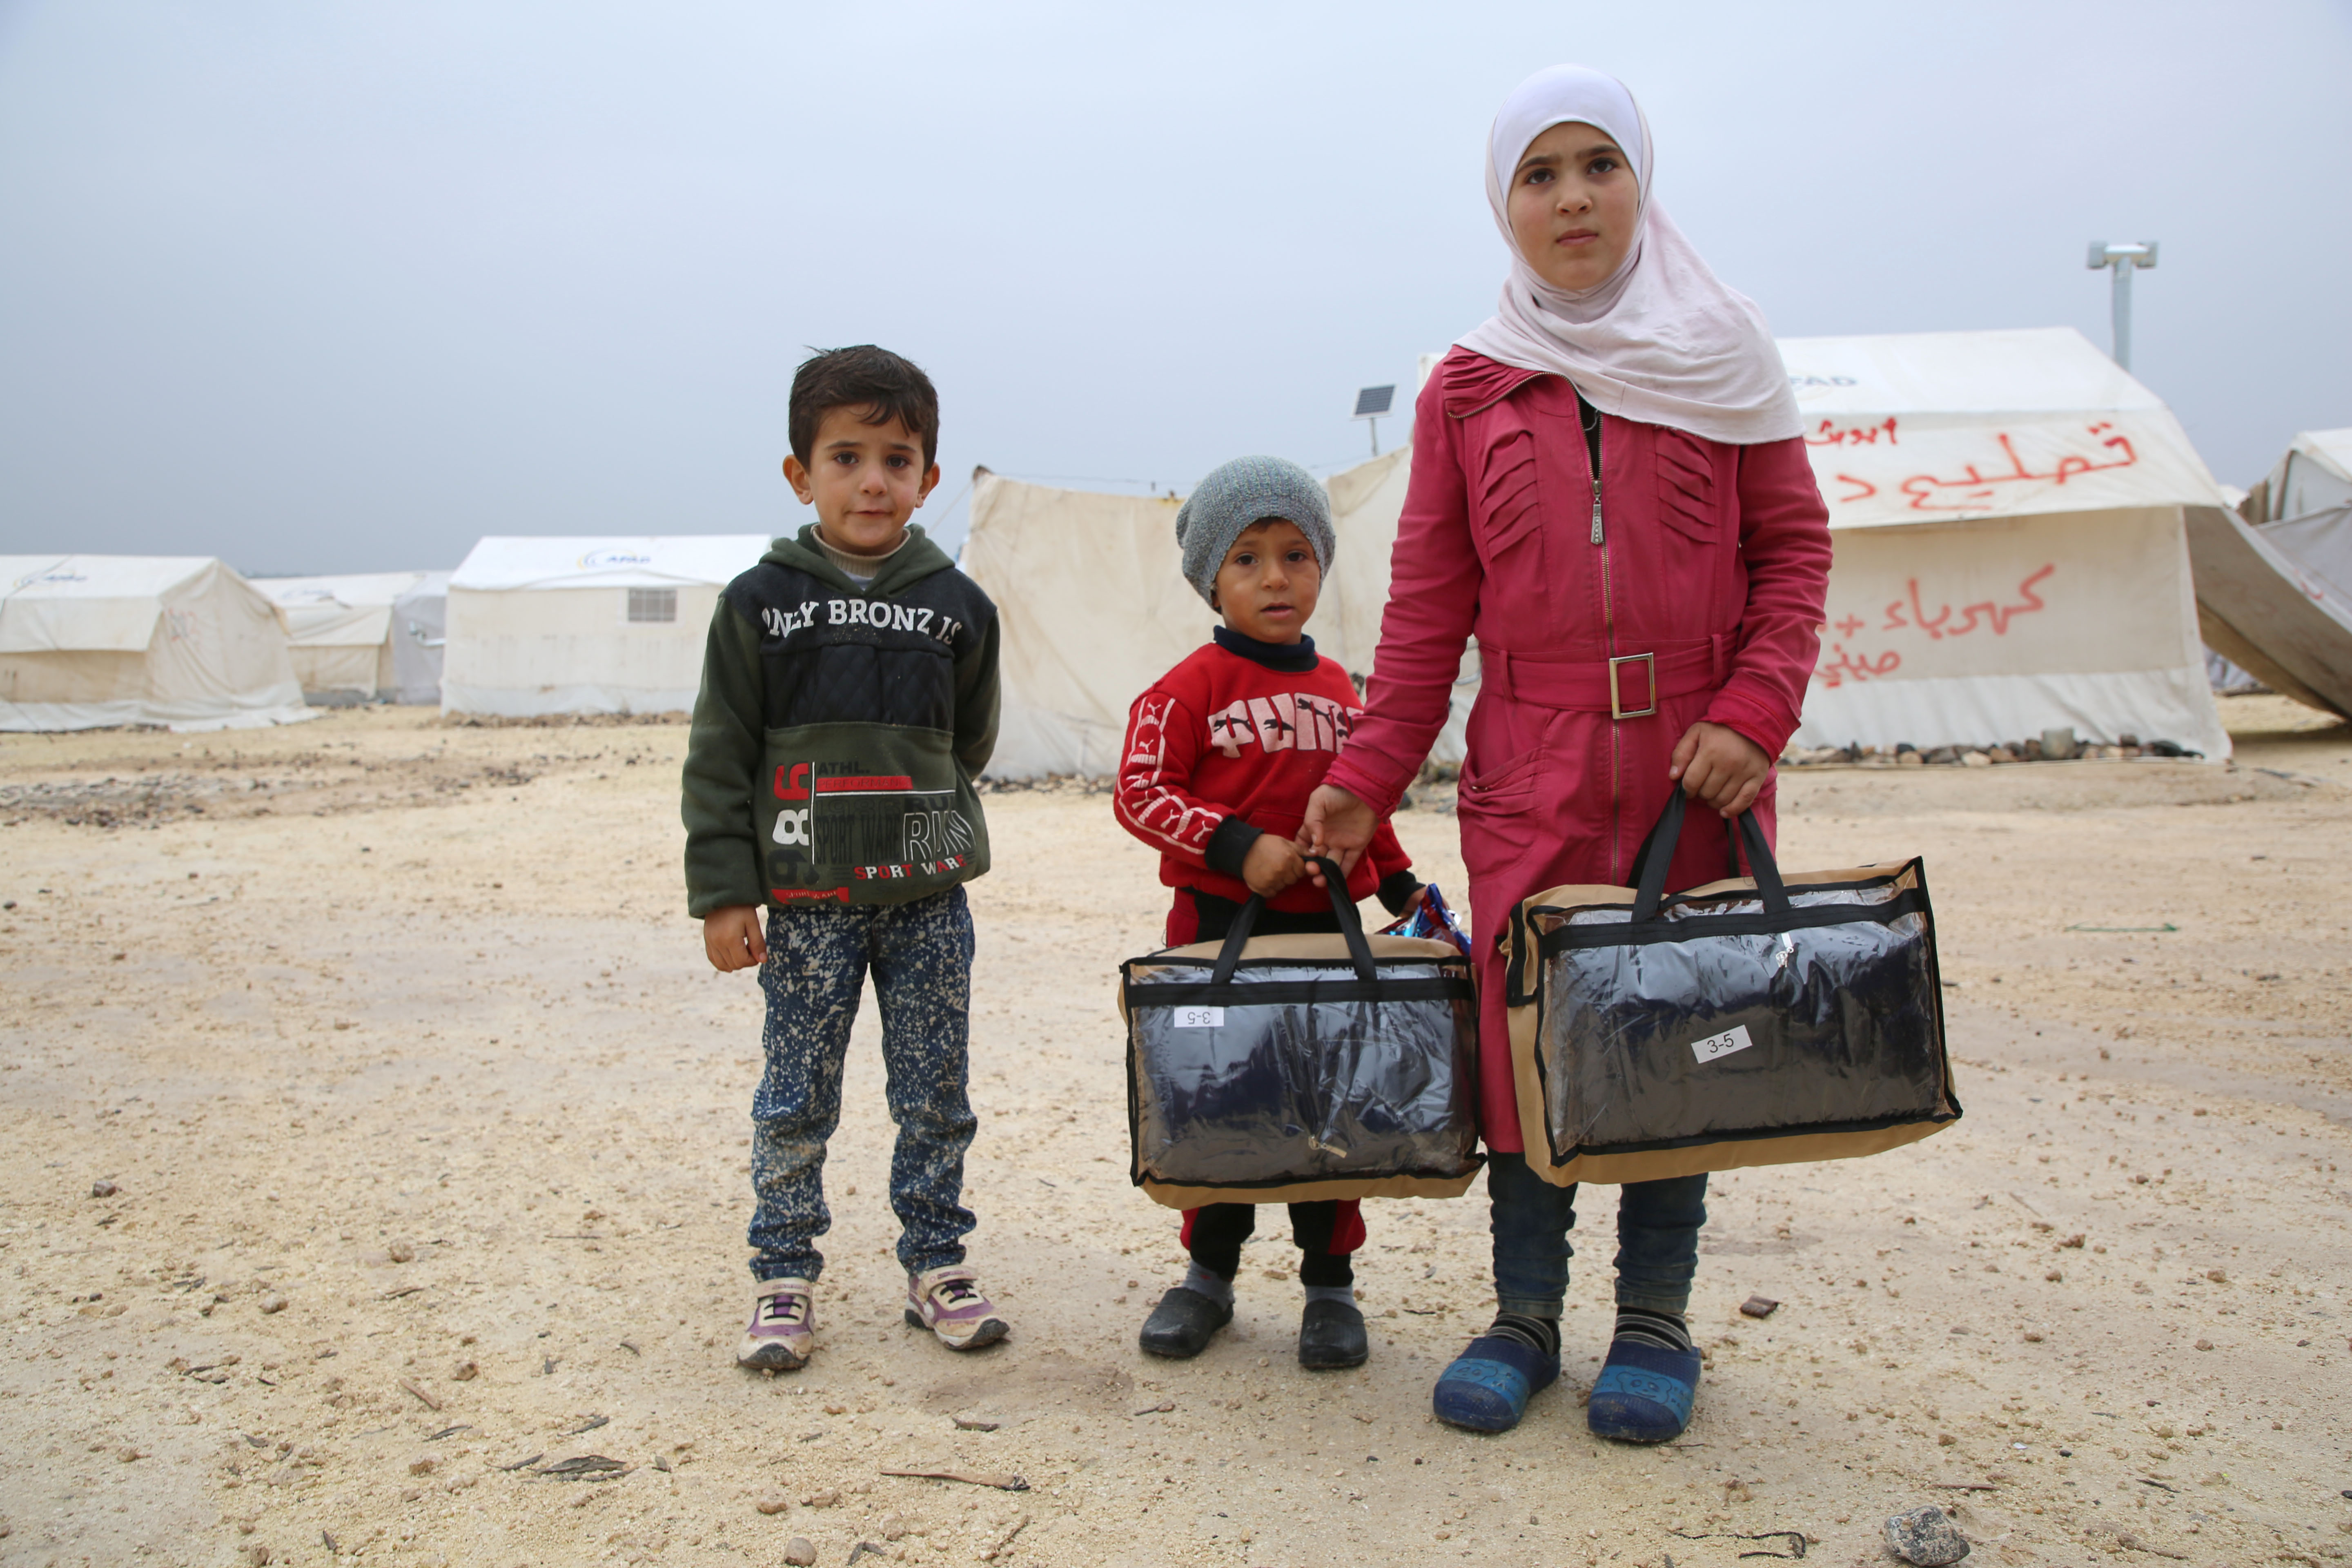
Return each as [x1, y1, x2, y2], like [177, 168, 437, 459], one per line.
[1181, 1261, 1234, 1308]
[1302, 1283, 1355, 1306]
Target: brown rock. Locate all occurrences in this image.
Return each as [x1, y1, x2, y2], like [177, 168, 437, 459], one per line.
[386, 1238, 417, 1264]
[451, 1360, 478, 1382]
[91, 1180, 119, 1198]
[755, 1492, 791, 1516]
[257, 1292, 288, 1314]
[784, 1538, 817, 1566]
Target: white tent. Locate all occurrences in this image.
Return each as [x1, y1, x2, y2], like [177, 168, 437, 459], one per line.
[442, 536, 770, 717]
[959, 477, 1205, 777]
[0, 556, 308, 732]
[390, 573, 450, 706]
[2252, 428, 2352, 521]
[2186, 428, 2352, 719]
[958, 461, 1474, 779]
[251, 571, 451, 704]
[1780, 327, 2230, 758]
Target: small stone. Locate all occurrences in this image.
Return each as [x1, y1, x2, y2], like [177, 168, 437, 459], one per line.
[2022, 1330, 2044, 1342]
[2205, 1268, 2226, 1283]
[386, 1238, 417, 1264]
[755, 1492, 790, 1515]
[1960, 750, 1991, 768]
[881, 1513, 909, 1540]
[2194, 1338, 2214, 1351]
[118, 1446, 143, 1462]
[784, 1538, 817, 1566]
[1738, 1295, 1779, 1319]
[1896, 751, 1924, 766]
[452, 1360, 477, 1381]
[408, 1456, 436, 1476]
[91, 1180, 118, 1198]
[804, 1487, 840, 1508]
[258, 1292, 288, 1314]
[1884, 1503, 1971, 1565]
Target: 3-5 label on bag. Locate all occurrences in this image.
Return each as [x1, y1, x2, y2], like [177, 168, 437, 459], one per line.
[1690, 1024, 1755, 1065]
[1174, 1006, 1225, 1029]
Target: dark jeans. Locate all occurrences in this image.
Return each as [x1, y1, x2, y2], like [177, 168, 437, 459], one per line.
[746, 888, 977, 1283]
[1486, 1151, 1707, 1318]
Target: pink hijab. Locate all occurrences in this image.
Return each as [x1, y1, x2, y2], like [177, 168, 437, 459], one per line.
[1455, 65, 1802, 445]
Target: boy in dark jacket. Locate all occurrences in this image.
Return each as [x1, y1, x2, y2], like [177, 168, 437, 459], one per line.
[684, 345, 1006, 1372]
[1112, 455, 1422, 1371]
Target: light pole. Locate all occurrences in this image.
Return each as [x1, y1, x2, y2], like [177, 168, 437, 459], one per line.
[2086, 241, 2158, 371]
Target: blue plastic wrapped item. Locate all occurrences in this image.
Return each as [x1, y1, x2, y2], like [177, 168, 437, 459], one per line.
[1501, 789, 1959, 1187]
[1380, 882, 1472, 957]
[1121, 862, 1483, 1208]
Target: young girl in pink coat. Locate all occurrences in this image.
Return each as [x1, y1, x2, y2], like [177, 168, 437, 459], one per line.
[1306, 65, 1831, 1441]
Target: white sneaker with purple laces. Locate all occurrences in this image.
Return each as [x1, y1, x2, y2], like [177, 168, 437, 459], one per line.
[737, 1277, 815, 1371]
[904, 1266, 1008, 1351]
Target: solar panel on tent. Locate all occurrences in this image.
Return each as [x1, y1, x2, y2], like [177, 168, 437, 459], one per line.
[1352, 385, 1396, 418]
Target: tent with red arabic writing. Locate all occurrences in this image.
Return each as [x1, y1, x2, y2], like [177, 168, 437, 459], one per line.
[1779, 326, 2231, 760]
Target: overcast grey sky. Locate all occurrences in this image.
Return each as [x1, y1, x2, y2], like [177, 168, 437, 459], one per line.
[2, 1, 2347, 574]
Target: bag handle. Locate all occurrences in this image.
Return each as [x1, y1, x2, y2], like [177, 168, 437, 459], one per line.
[1629, 788, 1790, 922]
[1207, 856, 1379, 985]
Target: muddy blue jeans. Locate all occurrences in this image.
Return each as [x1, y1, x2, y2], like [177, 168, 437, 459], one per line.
[747, 888, 977, 1283]
[1487, 1152, 1708, 1318]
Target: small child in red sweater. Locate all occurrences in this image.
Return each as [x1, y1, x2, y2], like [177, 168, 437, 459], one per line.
[1112, 454, 1423, 1371]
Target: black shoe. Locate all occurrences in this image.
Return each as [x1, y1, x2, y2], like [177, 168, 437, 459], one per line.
[1298, 1297, 1369, 1370]
[1139, 1287, 1233, 1359]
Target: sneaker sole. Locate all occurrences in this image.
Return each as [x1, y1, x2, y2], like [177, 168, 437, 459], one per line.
[735, 1341, 811, 1372]
[905, 1308, 1009, 1351]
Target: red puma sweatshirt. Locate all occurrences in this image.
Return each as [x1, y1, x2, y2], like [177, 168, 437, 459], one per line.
[1113, 628, 1416, 917]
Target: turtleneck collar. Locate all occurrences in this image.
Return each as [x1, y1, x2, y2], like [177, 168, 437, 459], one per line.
[1212, 624, 1319, 674]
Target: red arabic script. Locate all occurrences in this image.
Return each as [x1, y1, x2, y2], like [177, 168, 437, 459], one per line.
[1895, 425, 2138, 512]
[1880, 564, 2055, 641]
[1806, 416, 1900, 448]
[1813, 644, 1902, 690]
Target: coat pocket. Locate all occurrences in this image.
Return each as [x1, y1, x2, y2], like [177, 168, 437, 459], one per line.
[1653, 428, 1721, 544]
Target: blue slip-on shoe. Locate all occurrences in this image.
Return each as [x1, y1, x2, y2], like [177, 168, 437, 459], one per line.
[1586, 1338, 1700, 1443]
[1431, 1335, 1559, 1434]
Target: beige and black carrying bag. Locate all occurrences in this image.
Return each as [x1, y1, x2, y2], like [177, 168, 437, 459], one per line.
[1119, 862, 1484, 1209]
[1500, 790, 1959, 1188]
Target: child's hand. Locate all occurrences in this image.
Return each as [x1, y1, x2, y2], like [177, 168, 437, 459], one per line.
[1299, 784, 1376, 885]
[1241, 833, 1308, 898]
[1669, 722, 1772, 817]
[703, 906, 768, 972]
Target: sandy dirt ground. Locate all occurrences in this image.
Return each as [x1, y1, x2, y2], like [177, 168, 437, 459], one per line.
[2, 693, 2350, 1568]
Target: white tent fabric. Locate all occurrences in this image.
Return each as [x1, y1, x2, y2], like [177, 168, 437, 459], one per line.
[252, 571, 445, 701]
[390, 573, 450, 705]
[1782, 327, 2230, 758]
[0, 555, 308, 731]
[2254, 428, 2352, 521]
[960, 477, 1209, 777]
[2184, 503, 2352, 719]
[442, 536, 770, 717]
[960, 463, 1474, 779]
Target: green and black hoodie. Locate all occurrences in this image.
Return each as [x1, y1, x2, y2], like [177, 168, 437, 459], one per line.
[682, 524, 999, 915]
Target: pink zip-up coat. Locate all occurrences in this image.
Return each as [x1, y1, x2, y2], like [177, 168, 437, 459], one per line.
[1322, 349, 1833, 1151]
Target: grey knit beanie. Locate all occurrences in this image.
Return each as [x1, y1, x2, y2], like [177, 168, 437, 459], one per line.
[1174, 456, 1335, 606]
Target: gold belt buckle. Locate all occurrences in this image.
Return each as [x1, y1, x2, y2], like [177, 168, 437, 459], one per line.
[1609, 652, 1657, 720]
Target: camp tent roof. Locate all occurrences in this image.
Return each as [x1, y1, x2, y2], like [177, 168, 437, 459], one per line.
[450, 536, 771, 592]
[252, 571, 445, 648]
[1, 555, 233, 653]
[1777, 327, 2231, 528]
